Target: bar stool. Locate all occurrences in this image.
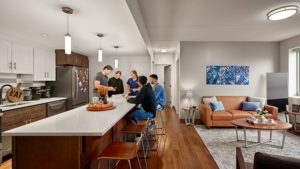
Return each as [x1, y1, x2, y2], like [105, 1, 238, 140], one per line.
[122, 119, 151, 169]
[97, 136, 143, 169]
[155, 108, 166, 136]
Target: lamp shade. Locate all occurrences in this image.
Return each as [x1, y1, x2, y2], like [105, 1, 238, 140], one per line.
[65, 33, 71, 55]
[98, 49, 103, 62]
[186, 91, 193, 98]
[114, 59, 118, 69]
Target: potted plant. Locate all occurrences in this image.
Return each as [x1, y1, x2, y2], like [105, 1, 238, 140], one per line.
[256, 108, 268, 123]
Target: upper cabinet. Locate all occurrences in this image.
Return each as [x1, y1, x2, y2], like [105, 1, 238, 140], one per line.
[0, 40, 33, 74]
[11, 43, 33, 74]
[56, 49, 89, 68]
[0, 40, 12, 73]
[33, 48, 56, 81]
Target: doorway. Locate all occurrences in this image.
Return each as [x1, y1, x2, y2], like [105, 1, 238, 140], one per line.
[164, 65, 172, 108]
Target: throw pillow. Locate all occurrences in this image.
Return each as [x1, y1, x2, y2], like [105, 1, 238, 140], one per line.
[248, 96, 266, 109]
[210, 101, 225, 112]
[203, 96, 217, 105]
[242, 102, 260, 111]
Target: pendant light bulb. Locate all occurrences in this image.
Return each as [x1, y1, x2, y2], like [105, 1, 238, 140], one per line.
[98, 49, 103, 62]
[115, 59, 119, 69]
[114, 45, 119, 68]
[97, 33, 104, 62]
[65, 33, 71, 55]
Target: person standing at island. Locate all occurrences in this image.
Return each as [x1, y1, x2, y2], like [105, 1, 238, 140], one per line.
[127, 70, 139, 96]
[108, 71, 124, 97]
[93, 65, 115, 97]
[149, 74, 165, 110]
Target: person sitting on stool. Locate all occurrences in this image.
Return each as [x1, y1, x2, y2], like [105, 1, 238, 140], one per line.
[126, 76, 157, 125]
[149, 74, 165, 110]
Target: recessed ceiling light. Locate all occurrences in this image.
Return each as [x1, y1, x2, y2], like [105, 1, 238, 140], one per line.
[40, 33, 48, 37]
[267, 5, 298, 21]
[160, 49, 168, 53]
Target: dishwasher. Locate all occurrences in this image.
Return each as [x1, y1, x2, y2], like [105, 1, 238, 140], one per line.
[47, 100, 66, 117]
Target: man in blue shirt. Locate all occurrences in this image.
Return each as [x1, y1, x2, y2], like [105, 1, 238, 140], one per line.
[149, 74, 165, 110]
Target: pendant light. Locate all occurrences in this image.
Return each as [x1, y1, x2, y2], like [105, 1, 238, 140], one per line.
[62, 7, 73, 55]
[97, 33, 104, 62]
[114, 46, 119, 69]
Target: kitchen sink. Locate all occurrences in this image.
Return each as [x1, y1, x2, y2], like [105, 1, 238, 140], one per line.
[0, 102, 30, 107]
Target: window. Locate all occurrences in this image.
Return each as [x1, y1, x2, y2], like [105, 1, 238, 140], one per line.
[294, 48, 300, 95]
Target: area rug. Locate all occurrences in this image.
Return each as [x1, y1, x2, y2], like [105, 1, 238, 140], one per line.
[194, 125, 300, 169]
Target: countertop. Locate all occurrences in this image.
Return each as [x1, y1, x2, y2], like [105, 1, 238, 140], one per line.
[0, 97, 67, 111]
[3, 95, 135, 136]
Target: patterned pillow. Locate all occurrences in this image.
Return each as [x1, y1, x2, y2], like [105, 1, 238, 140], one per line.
[248, 96, 266, 109]
[203, 96, 217, 105]
[210, 101, 225, 112]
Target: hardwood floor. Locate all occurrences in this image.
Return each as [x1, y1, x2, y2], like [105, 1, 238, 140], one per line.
[0, 107, 218, 169]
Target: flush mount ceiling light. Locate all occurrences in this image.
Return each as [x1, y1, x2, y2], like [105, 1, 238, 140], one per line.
[97, 33, 104, 62]
[160, 48, 168, 53]
[267, 5, 298, 21]
[62, 7, 73, 55]
[114, 46, 119, 69]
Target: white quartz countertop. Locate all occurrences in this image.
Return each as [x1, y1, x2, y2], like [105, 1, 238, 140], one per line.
[0, 97, 67, 111]
[3, 95, 135, 136]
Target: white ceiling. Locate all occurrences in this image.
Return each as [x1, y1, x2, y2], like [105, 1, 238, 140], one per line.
[0, 0, 148, 57]
[137, 0, 300, 53]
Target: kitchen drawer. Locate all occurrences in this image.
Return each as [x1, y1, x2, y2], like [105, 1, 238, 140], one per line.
[2, 104, 47, 131]
[29, 104, 46, 123]
[2, 107, 27, 131]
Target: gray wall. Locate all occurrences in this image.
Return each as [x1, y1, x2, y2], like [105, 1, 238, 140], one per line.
[180, 42, 280, 118]
[89, 55, 151, 101]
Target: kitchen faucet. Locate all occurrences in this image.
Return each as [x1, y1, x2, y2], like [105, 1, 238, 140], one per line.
[0, 84, 13, 105]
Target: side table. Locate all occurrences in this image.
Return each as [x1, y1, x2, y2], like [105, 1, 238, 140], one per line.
[183, 107, 198, 126]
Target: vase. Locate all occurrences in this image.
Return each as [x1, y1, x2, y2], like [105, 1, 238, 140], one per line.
[258, 115, 266, 123]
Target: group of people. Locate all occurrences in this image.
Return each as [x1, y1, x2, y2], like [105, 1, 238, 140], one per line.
[94, 65, 165, 125]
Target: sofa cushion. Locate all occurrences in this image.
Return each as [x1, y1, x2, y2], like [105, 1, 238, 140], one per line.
[228, 110, 252, 119]
[242, 102, 260, 111]
[215, 96, 247, 110]
[254, 152, 300, 169]
[248, 96, 266, 109]
[210, 101, 225, 112]
[212, 111, 233, 121]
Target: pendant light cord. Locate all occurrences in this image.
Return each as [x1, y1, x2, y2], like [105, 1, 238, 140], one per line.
[67, 14, 69, 34]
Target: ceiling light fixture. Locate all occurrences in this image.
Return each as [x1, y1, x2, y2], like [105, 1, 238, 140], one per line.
[267, 5, 298, 21]
[97, 33, 104, 62]
[160, 49, 168, 53]
[62, 7, 73, 55]
[114, 46, 119, 69]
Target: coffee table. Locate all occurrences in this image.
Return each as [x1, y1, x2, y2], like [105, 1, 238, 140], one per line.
[231, 119, 292, 149]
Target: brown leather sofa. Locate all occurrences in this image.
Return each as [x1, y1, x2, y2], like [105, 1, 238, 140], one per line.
[200, 96, 278, 127]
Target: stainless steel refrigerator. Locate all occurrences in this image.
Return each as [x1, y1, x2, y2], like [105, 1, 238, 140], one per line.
[47, 66, 89, 110]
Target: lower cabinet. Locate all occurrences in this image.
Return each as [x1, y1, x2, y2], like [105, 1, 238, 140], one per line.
[1, 104, 47, 157]
[2, 104, 46, 131]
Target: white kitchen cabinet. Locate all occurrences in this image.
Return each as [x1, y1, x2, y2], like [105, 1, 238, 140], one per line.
[11, 43, 33, 74]
[33, 48, 56, 81]
[0, 40, 12, 73]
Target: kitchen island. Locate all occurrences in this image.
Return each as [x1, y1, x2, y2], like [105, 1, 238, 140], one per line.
[3, 95, 135, 169]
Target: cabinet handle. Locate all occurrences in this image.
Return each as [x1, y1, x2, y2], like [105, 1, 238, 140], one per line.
[9, 62, 12, 69]
[44, 72, 46, 78]
[47, 72, 49, 78]
[13, 62, 16, 69]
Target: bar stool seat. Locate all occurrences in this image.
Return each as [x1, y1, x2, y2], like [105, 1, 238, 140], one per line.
[97, 137, 143, 169]
[98, 142, 137, 160]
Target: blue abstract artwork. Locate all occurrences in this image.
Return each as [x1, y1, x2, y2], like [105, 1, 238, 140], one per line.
[206, 65, 249, 85]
